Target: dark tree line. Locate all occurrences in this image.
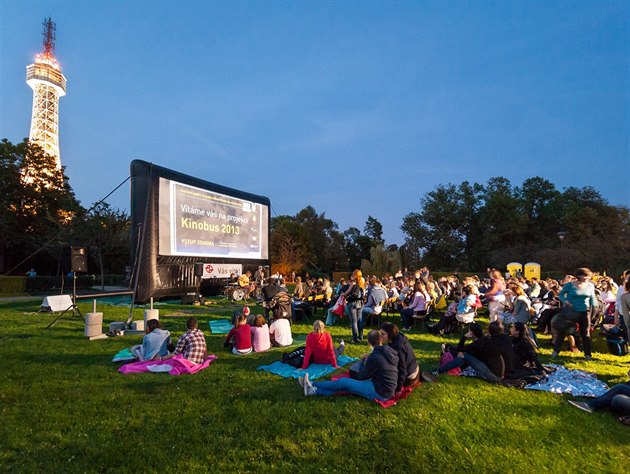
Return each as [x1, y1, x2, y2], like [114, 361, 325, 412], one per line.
[0, 139, 130, 277]
[4, 137, 627, 279]
[401, 177, 630, 275]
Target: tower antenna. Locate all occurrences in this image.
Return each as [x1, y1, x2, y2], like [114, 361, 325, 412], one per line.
[42, 17, 56, 57]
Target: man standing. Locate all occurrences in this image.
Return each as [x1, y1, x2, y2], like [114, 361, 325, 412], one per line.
[262, 278, 280, 320]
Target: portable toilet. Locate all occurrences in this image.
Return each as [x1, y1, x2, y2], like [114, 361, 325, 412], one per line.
[524, 262, 541, 281]
[506, 262, 522, 278]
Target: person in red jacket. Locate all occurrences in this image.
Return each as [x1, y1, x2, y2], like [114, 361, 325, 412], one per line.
[301, 320, 345, 369]
[224, 314, 253, 355]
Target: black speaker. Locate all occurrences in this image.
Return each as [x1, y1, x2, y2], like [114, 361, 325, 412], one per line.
[194, 262, 204, 278]
[71, 246, 87, 273]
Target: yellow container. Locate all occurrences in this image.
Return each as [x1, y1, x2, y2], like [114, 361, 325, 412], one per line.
[506, 262, 523, 278]
[524, 262, 541, 280]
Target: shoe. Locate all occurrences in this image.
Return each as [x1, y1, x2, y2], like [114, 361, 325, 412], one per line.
[302, 373, 311, 396]
[550, 351, 558, 358]
[430, 369, 440, 377]
[421, 371, 438, 383]
[568, 400, 593, 413]
[441, 343, 447, 354]
[298, 376, 305, 388]
[305, 385, 317, 396]
[338, 340, 346, 355]
[584, 355, 592, 361]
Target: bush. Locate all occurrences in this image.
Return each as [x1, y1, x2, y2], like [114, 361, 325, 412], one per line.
[0, 276, 25, 294]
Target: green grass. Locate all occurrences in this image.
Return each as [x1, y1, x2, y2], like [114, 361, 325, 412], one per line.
[1, 299, 628, 473]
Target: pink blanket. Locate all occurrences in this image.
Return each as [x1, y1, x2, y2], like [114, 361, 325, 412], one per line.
[118, 354, 217, 375]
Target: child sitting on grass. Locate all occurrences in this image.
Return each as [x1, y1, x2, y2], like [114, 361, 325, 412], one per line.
[251, 314, 271, 352]
[224, 314, 253, 355]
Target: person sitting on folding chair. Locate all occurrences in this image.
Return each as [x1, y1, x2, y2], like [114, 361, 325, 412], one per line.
[362, 278, 388, 327]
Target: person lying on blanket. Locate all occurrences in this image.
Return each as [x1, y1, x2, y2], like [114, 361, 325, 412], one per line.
[162, 317, 207, 364]
[131, 319, 172, 361]
[301, 320, 345, 369]
[298, 330, 399, 401]
[568, 368, 630, 425]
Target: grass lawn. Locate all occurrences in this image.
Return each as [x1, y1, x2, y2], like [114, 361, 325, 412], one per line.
[1, 299, 628, 473]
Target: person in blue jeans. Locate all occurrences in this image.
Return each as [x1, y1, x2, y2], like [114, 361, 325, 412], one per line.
[568, 369, 630, 416]
[432, 323, 505, 383]
[298, 330, 399, 401]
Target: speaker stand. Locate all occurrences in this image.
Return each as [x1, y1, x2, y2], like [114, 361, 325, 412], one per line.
[46, 273, 84, 329]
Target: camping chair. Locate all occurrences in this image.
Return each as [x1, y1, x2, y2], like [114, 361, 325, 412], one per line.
[412, 299, 435, 328]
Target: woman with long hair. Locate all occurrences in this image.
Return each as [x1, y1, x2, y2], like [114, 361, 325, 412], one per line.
[510, 322, 542, 370]
[485, 269, 506, 323]
[400, 280, 430, 331]
[343, 269, 366, 343]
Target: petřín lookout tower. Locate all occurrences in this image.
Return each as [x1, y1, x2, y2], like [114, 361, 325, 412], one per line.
[26, 18, 67, 169]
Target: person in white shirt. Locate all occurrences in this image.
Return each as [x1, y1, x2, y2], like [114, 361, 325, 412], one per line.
[269, 317, 293, 347]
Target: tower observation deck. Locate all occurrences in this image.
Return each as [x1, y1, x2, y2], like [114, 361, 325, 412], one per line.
[26, 18, 67, 169]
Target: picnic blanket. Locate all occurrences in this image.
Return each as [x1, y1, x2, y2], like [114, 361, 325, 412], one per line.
[525, 364, 609, 397]
[118, 354, 217, 376]
[112, 347, 136, 363]
[331, 372, 420, 408]
[257, 354, 357, 380]
[209, 319, 233, 334]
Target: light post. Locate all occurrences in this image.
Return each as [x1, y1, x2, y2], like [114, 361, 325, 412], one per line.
[557, 231, 567, 274]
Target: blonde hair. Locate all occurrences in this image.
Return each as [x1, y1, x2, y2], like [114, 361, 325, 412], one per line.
[313, 320, 325, 333]
[353, 269, 365, 289]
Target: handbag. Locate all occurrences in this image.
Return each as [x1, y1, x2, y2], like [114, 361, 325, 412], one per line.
[331, 295, 346, 317]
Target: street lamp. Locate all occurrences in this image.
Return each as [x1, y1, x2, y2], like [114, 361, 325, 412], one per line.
[557, 231, 567, 274]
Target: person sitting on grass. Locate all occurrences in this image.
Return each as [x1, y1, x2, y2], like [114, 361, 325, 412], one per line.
[269, 315, 293, 347]
[301, 320, 345, 369]
[251, 314, 271, 353]
[431, 323, 505, 383]
[510, 322, 543, 372]
[380, 322, 436, 390]
[224, 313, 253, 355]
[298, 330, 399, 401]
[131, 318, 171, 361]
[162, 317, 207, 364]
[568, 369, 630, 426]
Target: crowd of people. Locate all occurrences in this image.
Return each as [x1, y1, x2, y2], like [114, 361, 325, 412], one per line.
[128, 265, 629, 424]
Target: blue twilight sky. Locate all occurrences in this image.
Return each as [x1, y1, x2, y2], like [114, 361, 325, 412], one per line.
[1, 1, 628, 245]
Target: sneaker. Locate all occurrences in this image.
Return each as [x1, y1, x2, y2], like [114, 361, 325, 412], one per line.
[305, 385, 317, 396]
[421, 371, 438, 383]
[550, 351, 558, 358]
[584, 355, 592, 361]
[302, 373, 312, 396]
[298, 376, 305, 388]
[338, 340, 346, 355]
[568, 400, 593, 413]
[430, 369, 440, 377]
[441, 343, 447, 354]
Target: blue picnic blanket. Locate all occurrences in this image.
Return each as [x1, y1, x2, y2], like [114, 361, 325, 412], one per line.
[257, 354, 357, 380]
[209, 319, 233, 334]
[525, 364, 609, 397]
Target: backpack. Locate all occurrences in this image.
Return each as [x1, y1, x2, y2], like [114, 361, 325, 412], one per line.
[281, 346, 306, 368]
[606, 327, 629, 357]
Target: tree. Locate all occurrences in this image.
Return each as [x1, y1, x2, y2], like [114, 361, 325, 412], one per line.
[74, 203, 131, 287]
[364, 216, 384, 245]
[0, 138, 81, 274]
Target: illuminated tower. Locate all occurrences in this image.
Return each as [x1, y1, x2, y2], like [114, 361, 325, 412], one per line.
[26, 18, 67, 169]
